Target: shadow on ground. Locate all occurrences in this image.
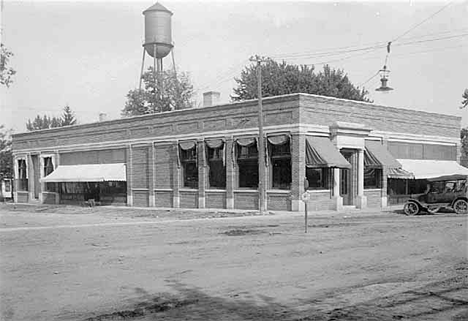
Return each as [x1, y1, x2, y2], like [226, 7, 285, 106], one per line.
[83, 263, 468, 321]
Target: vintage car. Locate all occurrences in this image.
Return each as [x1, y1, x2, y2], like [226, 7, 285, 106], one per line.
[403, 174, 468, 215]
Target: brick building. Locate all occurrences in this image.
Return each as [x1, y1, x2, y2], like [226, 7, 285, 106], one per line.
[11, 93, 466, 211]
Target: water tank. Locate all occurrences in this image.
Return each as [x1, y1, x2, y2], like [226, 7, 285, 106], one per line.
[143, 2, 173, 59]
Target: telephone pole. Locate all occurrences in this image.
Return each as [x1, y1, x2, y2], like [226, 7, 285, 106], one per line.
[249, 55, 268, 214]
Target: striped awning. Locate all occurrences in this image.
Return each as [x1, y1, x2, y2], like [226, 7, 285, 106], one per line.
[365, 141, 401, 169]
[41, 163, 126, 182]
[305, 137, 351, 169]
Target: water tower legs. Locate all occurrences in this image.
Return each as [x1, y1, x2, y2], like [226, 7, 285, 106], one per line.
[139, 47, 146, 92]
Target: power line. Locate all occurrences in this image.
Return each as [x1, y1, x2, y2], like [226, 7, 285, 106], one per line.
[358, 71, 380, 87]
[270, 27, 467, 61]
[392, 1, 454, 43]
[274, 32, 468, 62]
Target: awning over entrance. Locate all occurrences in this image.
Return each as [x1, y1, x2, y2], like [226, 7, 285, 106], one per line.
[41, 163, 126, 182]
[397, 159, 468, 180]
[365, 141, 401, 168]
[306, 136, 351, 168]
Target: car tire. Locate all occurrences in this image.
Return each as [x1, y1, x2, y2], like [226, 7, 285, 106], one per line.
[403, 202, 420, 216]
[453, 199, 468, 215]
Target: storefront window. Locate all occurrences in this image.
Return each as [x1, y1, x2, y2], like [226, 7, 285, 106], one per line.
[17, 159, 28, 191]
[180, 148, 198, 188]
[364, 168, 382, 189]
[207, 146, 226, 189]
[43, 157, 54, 177]
[270, 141, 291, 190]
[238, 144, 258, 188]
[306, 167, 329, 189]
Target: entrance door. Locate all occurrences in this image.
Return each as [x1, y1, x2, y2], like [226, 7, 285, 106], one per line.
[340, 151, 353, 205]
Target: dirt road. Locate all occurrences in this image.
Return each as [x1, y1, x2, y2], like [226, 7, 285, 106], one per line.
[0, 205, 467, 321]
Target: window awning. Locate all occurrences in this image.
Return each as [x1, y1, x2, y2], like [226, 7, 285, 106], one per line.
[388, 167, 414, 179]
[365, 141, 401, 169]
[179, 141, 197, 150]
[205, 138, 224, 149]
[267, 134, 289, 145]
[236, 137, 256, 147]
[41, 163, 126, 182]
[306, 137, 351, 169]
[397, 159, 468, 180]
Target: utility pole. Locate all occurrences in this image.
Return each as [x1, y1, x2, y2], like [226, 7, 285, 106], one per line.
[249, 55, 268, 215]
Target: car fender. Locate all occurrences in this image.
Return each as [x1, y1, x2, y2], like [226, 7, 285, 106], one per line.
[405, 199, 424, 210]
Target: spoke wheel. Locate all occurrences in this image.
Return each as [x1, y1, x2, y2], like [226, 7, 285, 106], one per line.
[404, 202, 420, 216]
[453, 199, 468, 214]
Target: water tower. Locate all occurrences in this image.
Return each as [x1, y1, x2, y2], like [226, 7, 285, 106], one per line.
[139, 2, 174, 94]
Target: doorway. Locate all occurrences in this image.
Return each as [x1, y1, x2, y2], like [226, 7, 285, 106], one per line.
[340, 151, 353, 205]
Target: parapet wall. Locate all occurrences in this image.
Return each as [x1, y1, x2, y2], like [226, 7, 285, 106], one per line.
[300, 94, 460, 138]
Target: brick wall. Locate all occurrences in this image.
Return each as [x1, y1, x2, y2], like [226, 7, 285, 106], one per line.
[387, 141, 457, 160]
[60, 149, 126, 165]
[300, 95, 460, 138]
[155, 191, 172, 207]
[307, 190, 333, 211]
[132, 145, 150, 207]
[267, 192, 291, 211]
[11, 93, 461, 212]
[364, 189, 381, 208]
[12, 95, 301, 151]
[16, 192, 29, 203]
[154, 144, 173, 188]
[42, 192, 57, 204]
[180, 190, 198, 209]
[133, 190, 149, 207]
[234, 191, 258, 210]
[206, 191, 226, 209]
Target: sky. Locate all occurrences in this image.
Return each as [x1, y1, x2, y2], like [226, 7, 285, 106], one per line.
[1, 0, 467, 134]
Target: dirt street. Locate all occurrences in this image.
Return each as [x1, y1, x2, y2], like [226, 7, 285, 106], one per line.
[0, 205, 467, 321]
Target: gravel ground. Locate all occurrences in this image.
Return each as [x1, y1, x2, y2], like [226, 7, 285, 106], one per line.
[0, 204, 466, 321]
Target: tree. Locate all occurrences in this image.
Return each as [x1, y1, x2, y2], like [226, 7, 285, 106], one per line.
[461, 127, 468, 166]
[0, 44, 16, 88]
[26, 105, 78, 131]
[460, 89, 468, 109]
[61, 105, 77, 126]
[232, 59, 371, 103]
[121, 67, 195, 117]
[0, 125, 13, 179]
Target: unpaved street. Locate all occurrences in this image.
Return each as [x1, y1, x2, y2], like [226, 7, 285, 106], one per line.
[0, 205, 467, 321]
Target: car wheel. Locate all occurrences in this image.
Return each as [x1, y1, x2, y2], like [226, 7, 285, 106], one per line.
[404, 202, 420, 216]
[453, 199, 468, 214]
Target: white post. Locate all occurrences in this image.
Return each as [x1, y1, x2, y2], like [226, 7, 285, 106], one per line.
[356, 149, 367, 209]
[39, 156, 44, 203]
[333, 168, 343, 211]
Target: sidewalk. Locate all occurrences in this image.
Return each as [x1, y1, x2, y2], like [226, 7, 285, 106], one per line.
[0, 202, 403, 221]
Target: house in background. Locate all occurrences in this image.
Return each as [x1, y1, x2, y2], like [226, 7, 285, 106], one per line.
[10, 93, 467, 212]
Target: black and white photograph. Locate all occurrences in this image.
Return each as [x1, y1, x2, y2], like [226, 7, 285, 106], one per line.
[1, 0, 467, 320]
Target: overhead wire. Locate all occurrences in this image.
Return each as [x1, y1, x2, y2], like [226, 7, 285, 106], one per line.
[391, 1, 454, 43]
[196, 2, 461, 93]
[360, 0, 456, 89]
